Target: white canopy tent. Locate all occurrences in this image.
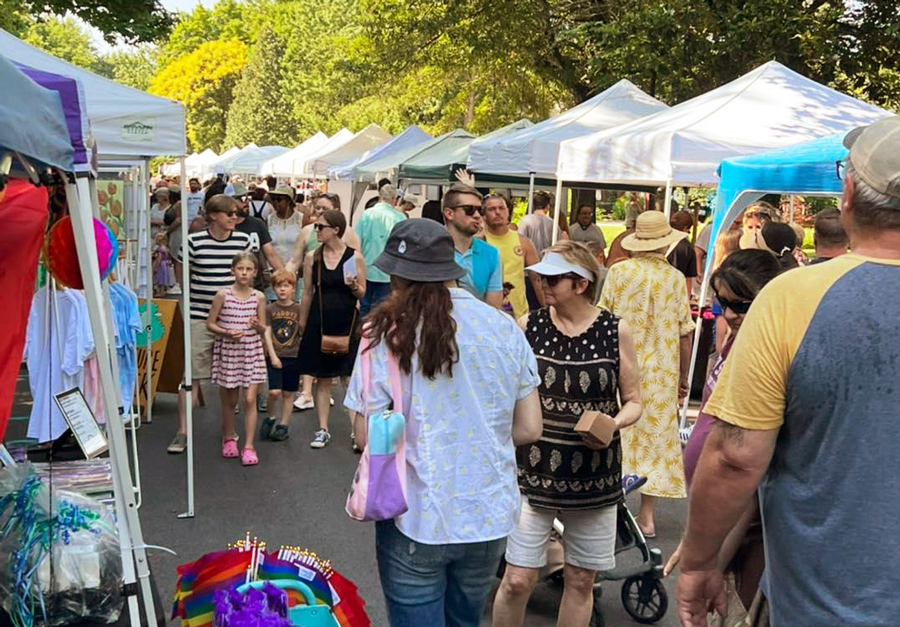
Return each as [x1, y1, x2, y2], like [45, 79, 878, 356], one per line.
[305, 123, 392, 178]
[207, 143, 258, 173]
[259, 132, 329, 178]
[225, 145, 290, 177]
[328, 125, 432, 181]
[556, 61, 890, 189]
[290, 129, 353, 178]
[0, 28, 185, 159]
[468, 79, 668, 181]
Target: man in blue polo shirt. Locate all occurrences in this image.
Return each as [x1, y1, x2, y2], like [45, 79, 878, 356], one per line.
[442, 183, 503, 309]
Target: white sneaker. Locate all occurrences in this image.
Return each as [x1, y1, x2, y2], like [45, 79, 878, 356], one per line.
[310, 429, 332, 449]
[166, 285, 182, 295]
[293, 394, 314, 411]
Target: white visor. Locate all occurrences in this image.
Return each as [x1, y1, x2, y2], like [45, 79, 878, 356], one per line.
[526, 252, 595, 282]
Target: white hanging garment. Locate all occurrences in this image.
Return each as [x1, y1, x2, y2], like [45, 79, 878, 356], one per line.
[24, 288, 95, 443]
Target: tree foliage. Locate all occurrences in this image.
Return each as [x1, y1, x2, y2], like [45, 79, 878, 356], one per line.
[23, 17, 99, 69]
[150, 39, 248, 152]
[1, 0, 171, 43]
[224, 26, 300, 147]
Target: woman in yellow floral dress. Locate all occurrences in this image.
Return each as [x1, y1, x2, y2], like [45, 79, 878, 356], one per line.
[598, 211, 694, 538]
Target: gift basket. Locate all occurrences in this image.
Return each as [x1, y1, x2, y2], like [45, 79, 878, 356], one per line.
[0, 463, 123, 627]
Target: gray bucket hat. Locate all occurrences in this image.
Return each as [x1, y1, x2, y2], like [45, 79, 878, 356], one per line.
[374, 219, 466, 282]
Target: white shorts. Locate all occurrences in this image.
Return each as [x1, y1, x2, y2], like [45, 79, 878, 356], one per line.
[505, 498, 617, 572]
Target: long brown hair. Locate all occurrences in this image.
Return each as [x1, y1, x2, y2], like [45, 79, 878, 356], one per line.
[364, 280, 459, 379]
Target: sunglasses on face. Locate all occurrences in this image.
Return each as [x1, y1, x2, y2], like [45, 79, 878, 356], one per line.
[211, 210, 238, 218]
[544, 273, 583, 287]
[452, 204, 484, 216]
[715, 293, 753, 314]
[313, 223, 334, 231]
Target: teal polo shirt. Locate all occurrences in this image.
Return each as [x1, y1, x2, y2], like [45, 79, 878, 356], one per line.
[455, 238, 502, 301]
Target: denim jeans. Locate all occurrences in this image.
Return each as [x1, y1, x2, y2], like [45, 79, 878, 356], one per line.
[360, 281, 392, 317]
[375, 520, 506, 627]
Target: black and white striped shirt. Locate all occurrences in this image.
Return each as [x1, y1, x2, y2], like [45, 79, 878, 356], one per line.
[177, 229, 251, 320]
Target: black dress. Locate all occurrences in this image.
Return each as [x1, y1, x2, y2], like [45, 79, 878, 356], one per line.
[518, 307, 623, 511]
[297, 247, 360, 378]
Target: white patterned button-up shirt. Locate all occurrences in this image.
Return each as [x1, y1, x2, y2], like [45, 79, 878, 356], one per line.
[345, 288, 539, 545]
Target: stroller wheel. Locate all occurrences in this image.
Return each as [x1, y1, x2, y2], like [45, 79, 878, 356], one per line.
[621, 574, 668, 624]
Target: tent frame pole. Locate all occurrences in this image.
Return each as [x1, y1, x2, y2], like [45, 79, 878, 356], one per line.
[527, 172, 535, 214]
[680, 270, 710, 430]
[178, 155, 196, 519]
[551, 178, 564, 246]
[66, 176, 157, 627]
[663, 178, 673, 218]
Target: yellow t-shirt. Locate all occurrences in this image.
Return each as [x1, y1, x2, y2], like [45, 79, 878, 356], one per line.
[484, 229, 529, 318]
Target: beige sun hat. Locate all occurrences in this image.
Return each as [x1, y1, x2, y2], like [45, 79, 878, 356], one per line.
[621, 210, 687, 252]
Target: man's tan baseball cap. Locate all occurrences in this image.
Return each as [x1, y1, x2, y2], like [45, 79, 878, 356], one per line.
[843, 116, 900, 198]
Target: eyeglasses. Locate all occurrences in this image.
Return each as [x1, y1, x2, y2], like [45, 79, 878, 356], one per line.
[544, 273, 583, 287]
[452, 204, 484, 216]
[313, 223, 334, 231]
[714, 293, 753, 314]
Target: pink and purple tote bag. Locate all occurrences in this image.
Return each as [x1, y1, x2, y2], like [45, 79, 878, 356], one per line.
[345, 337, 408, 522]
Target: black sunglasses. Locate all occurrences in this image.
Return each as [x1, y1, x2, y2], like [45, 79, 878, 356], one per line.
[452, 204, 484, 216]
[313, 223, 334, 231]
[210, 209, 238, 217]
[715, 293, 753, 314]
[544, 273, 583, 287]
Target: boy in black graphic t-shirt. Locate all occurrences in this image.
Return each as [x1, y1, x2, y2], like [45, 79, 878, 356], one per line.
[260, 270, 303, 441]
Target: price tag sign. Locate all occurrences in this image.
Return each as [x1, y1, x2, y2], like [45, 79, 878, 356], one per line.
[53, 388, 108, 459]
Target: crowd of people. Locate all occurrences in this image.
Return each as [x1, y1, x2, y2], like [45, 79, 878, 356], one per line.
[153, 115, 899, 627]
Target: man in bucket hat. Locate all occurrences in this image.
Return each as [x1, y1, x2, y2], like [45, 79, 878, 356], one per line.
[599, 210, 695, 539]
[678, 117, 900, 627]
[343, 218, 543, 627]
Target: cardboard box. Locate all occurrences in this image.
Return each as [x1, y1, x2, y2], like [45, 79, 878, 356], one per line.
[574, 410, 617, 448]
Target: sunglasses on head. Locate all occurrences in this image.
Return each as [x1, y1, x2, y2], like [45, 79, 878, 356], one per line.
[544, 273, 583, 287]
[715, 293, 753, 314]
[452, 204, 484, 216]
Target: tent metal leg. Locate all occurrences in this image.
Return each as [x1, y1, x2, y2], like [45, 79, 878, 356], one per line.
[663, 179, 673, 217]
[178, 156, 196, 519]
[527, 172, 535, 214]
[551, 179, 563, 246]
[67, 178, 157, 627]
[680, 272, 711, 430]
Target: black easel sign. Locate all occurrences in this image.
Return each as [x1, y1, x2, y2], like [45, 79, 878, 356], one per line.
[53, 388, 108, 459]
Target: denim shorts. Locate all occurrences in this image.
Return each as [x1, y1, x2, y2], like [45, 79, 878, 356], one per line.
[375, 520, 505, 627]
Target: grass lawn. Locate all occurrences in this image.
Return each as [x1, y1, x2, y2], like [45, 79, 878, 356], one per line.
[599, 223, 626, 246]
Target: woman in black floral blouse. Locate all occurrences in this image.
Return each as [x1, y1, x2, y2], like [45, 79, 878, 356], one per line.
[493, 240, 643, 627]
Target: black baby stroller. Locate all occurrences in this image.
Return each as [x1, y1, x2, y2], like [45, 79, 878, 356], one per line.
[499, 475, 667, 626]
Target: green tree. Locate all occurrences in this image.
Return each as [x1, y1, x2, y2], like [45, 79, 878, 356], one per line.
[360, 0, 900, 110]
[96, 48, 159, 91]
[23, 17, 98, 69]
[1, 0, 171, 43]
[158, 0, 263, 65]
[224, 26, 300, 147]
[150, 39, 248, 151]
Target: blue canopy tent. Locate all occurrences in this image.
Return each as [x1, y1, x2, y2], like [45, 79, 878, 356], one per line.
[681, 132, 849, 428]
[0, 53, 74, 175]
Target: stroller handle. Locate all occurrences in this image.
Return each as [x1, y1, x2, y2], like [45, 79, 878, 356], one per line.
[622, 475, 647, 495]
[236, 580, 318, 606]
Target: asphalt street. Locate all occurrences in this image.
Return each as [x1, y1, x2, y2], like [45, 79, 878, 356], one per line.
[10, 376, 687, 626]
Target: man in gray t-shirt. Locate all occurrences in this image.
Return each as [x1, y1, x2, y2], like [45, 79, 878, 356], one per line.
[677, 116, 900, 627]
[518, 190, 567, 256]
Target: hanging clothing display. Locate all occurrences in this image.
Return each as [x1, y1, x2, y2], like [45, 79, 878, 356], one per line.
[24, 288, 95, 443]
[109, 282, 142, 413]
[0, 179, 49, 441]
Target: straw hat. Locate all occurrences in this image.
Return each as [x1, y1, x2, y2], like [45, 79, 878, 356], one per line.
[621, 210, 686, 252]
